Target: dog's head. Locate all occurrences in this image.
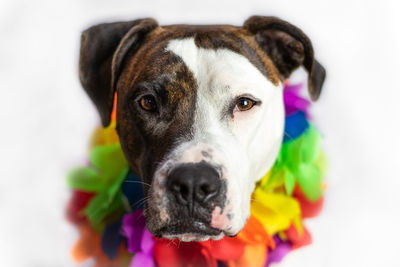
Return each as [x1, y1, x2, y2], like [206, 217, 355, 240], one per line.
[79, 16, 325, 241]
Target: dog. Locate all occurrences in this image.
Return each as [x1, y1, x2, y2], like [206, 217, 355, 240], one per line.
[78, 16, 325, 243]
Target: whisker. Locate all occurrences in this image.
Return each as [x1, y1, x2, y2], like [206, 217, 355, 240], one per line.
[130, 196, 151, 209]
[123, 180, 151, 187]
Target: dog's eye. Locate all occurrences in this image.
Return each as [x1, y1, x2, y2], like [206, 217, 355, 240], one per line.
[234, 97, 256, 112]
[139, 95, 157, 112]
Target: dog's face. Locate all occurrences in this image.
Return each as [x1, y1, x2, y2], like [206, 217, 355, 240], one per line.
[79, 16, 325, 241]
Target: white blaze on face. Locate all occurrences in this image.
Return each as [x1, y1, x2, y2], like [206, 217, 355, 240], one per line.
[160, 37, 285, 235]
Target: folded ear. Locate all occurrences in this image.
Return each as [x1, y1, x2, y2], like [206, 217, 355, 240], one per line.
[243, 16, 326, 100]
[79, 18, 158, 126]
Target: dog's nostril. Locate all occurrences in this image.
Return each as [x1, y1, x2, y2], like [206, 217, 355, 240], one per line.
[194, 184, 208, 200]
[170, 181, 191, 203]
[200, 184, 210, 195]
[195, 182, 218, 202]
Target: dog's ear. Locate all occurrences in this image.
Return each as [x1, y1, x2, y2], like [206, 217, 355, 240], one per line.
[243, 16, 326, 100]
[79, 18, 158, 126]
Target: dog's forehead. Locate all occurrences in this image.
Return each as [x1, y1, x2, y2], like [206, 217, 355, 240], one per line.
[163, 25, 280, 85]
[121, 25, 280, 87]
[165, 37, 278, 100]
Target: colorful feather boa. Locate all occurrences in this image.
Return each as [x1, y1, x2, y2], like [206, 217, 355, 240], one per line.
[66, 82, 327, 267]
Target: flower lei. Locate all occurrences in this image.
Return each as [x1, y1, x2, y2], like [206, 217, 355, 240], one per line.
[66, 82, 326, 267]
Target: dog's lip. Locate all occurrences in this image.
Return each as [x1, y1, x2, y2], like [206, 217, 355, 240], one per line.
[155, 220, 222, 237]
[163, 232, 225, 242]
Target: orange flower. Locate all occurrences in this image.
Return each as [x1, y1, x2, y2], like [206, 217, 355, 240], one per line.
[227, 216, 275, 267]
[71, 222, 130, 267]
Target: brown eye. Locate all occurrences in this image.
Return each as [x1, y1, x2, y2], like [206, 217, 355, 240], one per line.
[139, 95, 157, 112]
[234, 97, 255, 112]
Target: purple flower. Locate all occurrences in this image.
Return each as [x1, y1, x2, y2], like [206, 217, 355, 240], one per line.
[122, 210, 155, 267]
[266, 235, 292, 266]
[284, 83, 310, 117]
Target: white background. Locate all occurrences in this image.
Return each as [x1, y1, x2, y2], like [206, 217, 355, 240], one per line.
[1, 0, 400, 266]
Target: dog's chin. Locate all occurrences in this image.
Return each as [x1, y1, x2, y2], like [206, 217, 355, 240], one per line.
[155, 221, 225, 242]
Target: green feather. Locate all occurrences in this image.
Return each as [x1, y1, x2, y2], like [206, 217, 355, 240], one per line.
[67, 167, 105, 192]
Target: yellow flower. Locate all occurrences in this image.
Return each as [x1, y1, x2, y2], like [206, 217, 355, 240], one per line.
[251, 187, 302, 235]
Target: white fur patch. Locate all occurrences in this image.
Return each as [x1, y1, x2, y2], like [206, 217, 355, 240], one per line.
[154, 37, 284, 238]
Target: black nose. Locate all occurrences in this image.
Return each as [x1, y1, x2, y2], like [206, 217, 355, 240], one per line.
[167, 162, 221, 208]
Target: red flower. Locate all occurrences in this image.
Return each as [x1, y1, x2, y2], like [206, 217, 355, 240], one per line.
[293, 185, 324, 218]
[66, 190, 95, 224]
[285, 224, 312, 250]
[154, 235, 245, 267]
[154, 216, 275, 267]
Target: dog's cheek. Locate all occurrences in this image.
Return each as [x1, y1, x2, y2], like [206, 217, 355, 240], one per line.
[143, 203, 165, 235]
[221, 193, 250, 235]
[117, 111, 172, 232]
[218, 159, 251, 233]
[146, 160, 174, 230]
[225, 90, 284, 235]
[143, 186, 170, 235]
[115, 101, 146, 174]
[247, 87, 285, 181]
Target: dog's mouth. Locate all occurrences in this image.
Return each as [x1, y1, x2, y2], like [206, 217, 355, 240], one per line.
[154, 220, 223, 241]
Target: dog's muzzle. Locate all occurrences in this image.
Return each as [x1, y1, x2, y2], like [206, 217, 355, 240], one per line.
[157, 161, 226, 237]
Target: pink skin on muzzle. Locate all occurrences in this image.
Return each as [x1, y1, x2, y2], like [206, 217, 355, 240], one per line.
[210, 206, 229, 229]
